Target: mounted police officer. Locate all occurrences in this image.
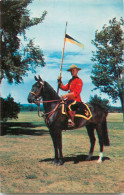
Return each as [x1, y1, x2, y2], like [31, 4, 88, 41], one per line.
[58, 64, 83, 127]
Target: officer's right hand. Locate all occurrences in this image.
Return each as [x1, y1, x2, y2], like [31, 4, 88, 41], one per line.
[57, 75, 62, 85]
[57, 75, 62, 81]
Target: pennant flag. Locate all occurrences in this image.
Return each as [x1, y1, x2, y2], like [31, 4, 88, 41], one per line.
[65, 34, 84, 49]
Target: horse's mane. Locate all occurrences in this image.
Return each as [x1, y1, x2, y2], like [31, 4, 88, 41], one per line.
[44, 81, 60, 100]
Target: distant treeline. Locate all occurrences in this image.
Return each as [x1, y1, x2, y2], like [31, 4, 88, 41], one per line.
[21, 104, 44, 111]
[109, 106, 122, 113]
[21, 104, 122, 113]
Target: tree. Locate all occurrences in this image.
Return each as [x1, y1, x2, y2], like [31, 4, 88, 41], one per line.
[91, 17, 124, 115]
[0, 94, 21, 121]
[0, 0, 47, 84]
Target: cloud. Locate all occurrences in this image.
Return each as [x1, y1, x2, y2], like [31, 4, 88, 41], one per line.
[26, 0, 123, 53]
[63, 53, 93, 66]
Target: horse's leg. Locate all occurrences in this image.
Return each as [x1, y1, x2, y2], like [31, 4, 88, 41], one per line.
[49, 130, 58, 164]
[86, 124, 96, 160]
[96, 124, 104, 163]
[56, 130, 63, 166]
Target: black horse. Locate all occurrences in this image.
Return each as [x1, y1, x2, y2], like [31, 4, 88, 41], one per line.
[28, 76, 110, 165]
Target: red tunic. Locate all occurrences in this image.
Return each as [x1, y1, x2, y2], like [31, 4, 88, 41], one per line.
[60, 77, 83, 102]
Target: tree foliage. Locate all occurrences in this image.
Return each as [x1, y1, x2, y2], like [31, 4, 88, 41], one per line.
[0, 94, 21, 121]
[91, 17, 124, 109]
[1, 0, 47, 83]
[89, 95, 110, 114]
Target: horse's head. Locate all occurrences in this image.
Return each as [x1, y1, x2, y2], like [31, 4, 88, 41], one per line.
[28, 75, 44, 103]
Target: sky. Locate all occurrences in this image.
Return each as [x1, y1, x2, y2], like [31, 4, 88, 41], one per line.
[1, 0, 123, 106]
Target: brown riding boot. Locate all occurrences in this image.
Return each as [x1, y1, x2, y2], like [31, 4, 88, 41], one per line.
[68, 111, 76, 127]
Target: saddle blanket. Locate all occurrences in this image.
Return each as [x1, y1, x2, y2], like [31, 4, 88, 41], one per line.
[62, 101, 92, 120]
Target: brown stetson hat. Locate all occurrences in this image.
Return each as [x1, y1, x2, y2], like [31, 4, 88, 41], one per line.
[67, 64, 82, 71]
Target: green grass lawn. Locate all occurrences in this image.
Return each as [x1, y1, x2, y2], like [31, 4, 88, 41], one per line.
[0, 112, 124, 193]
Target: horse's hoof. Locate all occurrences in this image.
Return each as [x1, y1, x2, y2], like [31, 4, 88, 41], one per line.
[97, 153, 103, 163]
[57, 159, 64, 166]
[86, 157, 91, 161]
[86, 154, 92, 161]
[52, 159, 58, 165]
[97, 159, 102, 163]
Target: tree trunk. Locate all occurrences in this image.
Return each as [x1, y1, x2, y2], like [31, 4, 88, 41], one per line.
[122, 47, 124, 122]
[119, 92, 124, 122]
[122, 69, 124, 122]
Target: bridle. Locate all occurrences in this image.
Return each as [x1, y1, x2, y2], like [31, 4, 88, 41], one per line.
[30, 83, 43, 99]
[30, 82, 44, 116]
[29, 82, 64, 121]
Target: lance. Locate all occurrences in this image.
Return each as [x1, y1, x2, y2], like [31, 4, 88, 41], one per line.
[57, 21, 68, 94]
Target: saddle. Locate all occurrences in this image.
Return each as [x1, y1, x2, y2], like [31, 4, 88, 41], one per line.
[62, 101, 92, 120]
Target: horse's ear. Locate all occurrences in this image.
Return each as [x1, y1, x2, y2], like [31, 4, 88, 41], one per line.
[35, 76, 38, 81]
[39, 75, 44, 83]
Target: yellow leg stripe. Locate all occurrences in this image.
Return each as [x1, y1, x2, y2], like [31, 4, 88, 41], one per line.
[62, 102, 67, 115]
[68, 100, 77, 111]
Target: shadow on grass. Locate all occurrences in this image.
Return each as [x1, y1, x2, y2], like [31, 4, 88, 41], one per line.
[39, 154, 110, 165]
[1, 122, 49, 136]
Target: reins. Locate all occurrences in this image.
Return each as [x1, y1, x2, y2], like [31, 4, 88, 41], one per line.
[31, 95, 63, 119]
[36, 99, 62, 104]
[29, 82, 64, 120]
[37, 100, 64, 125]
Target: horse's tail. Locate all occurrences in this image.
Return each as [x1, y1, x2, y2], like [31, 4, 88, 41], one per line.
[102, 118, 110, 146]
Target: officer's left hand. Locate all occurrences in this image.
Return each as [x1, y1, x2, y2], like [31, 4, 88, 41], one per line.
[62, 94, 67, 99]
